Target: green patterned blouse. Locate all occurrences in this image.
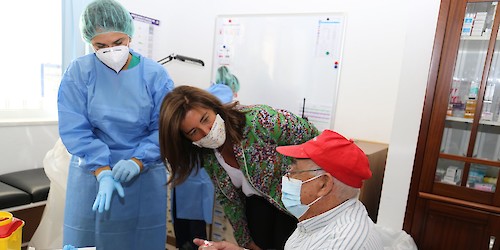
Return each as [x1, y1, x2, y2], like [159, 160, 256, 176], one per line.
[203, 104, 319, 246]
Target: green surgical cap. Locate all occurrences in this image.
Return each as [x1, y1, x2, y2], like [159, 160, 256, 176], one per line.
[80, 0, 134, 43]
[215, 66, 240, 93]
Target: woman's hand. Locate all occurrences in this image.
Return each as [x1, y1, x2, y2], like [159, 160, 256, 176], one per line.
[193, 238, 243, 250]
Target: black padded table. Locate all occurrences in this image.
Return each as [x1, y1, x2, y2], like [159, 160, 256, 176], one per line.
[0, 182, 31, 209]
[0, 168, 50, 203]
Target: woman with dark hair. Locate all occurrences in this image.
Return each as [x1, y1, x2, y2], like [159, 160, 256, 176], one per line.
[172, 84, 234, 250]
[159, 85, 318, 250]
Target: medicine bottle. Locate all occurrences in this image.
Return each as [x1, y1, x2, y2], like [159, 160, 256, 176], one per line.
[464, 98, 476, 119]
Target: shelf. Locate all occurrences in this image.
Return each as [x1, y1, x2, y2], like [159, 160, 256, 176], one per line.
[479, 120, 500, 126]
[446, 116, 500, 126]
[446, 116, 473, 123]
[460, 35, 491, 41]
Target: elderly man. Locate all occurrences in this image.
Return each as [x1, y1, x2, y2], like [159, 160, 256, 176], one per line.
[194, 129, 383, 250]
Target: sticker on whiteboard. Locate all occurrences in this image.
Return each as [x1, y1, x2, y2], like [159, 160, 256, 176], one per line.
[220, 22, 242, 46]
[315, 19, 342, 57]
[298, 102, 333, 131]
[217, 45, 232, 65]
[129, 12, 159, 59]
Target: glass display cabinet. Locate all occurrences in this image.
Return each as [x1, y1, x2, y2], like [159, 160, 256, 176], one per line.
[438, 1, 499, 196]
[406, 1, 500, 249]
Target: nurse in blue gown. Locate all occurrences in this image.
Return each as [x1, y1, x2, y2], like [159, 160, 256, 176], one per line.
[57, 0, 173, 249]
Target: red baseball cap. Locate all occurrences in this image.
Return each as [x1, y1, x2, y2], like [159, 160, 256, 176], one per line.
[276, 130, 371, 188]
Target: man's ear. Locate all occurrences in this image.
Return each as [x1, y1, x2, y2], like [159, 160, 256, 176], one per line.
[317, 173, 334, 196]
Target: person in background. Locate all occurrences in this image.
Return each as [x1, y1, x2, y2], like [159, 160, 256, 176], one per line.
[193, 130, 384, 250]
[172, 84, 234, 250]
[57, 0, 173, 249]
[158, 85, 319, 250]
[215, 65, 240, 99]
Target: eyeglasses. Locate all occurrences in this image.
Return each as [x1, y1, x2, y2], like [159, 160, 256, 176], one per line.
[285, 168, 323, 180]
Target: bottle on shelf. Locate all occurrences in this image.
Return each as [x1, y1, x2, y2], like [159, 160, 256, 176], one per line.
[449, 78, 465, 117]
[481, 100, 493, 121]
[464, 98, 477, 119]
[496, 102, 500, 122]
[484, 82, 495, 101]
[471, 12, 487, 36]
[462, 13, 474, 36]
[463, 80, 479, 119]
[447, 104, 453, 117]
[469, 80, 479, 99]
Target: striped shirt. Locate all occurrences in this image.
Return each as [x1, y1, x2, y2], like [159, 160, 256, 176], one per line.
[285, 198, 384, 250]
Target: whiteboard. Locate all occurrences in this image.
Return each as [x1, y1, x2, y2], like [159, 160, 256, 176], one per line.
[211, 13, 346, 131]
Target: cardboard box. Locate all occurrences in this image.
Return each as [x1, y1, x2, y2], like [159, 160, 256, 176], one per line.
[355, 140, 389, 223]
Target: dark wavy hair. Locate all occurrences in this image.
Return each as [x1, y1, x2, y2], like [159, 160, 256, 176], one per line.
[159, 85, 246, 186]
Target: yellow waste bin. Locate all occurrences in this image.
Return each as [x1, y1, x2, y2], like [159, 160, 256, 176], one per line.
[0, 211, 24, 250]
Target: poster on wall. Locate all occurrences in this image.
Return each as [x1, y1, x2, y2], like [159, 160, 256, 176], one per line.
[130, 12, 160, 59]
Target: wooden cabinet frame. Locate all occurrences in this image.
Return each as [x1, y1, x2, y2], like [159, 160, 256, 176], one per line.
[405, 0, 500, 248]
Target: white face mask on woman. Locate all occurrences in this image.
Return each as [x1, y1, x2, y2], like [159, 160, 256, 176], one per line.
[192, 114, 226, 149]
[95, 45, 130, 73]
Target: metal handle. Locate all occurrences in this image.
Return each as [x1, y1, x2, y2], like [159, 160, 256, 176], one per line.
[490, 236, 495, 250]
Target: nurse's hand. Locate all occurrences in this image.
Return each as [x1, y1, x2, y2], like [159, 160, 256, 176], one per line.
[112, 159, 141, 182]
[62, 245, 77, 250]
[92, 170, 125, 213]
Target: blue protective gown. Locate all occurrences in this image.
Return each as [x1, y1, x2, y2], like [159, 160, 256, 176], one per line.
[58, 50, 173, 250]
[174, 167, 215, 224]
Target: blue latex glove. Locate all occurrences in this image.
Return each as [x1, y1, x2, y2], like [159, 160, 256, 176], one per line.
[63, 245, 77, 250]
[112, 159, 141, 182]
[92, 170, 125, 213]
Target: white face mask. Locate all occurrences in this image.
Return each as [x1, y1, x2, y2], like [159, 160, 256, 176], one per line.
[95, 45, 130, 73]
[281, 175, 324, 219]
[192, 114, 226, 149]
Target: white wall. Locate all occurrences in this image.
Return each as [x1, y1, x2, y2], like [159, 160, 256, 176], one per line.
[377, 0, 441, 229]
[0, 0, 441, 230]
[0, 122, 59, 175]
[123, 0, 410, 143]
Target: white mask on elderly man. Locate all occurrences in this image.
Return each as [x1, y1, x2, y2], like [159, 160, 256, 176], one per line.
[95, 45, 130, 73]
[281, 175, 324, 219]
[192, 114, 226, 149]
